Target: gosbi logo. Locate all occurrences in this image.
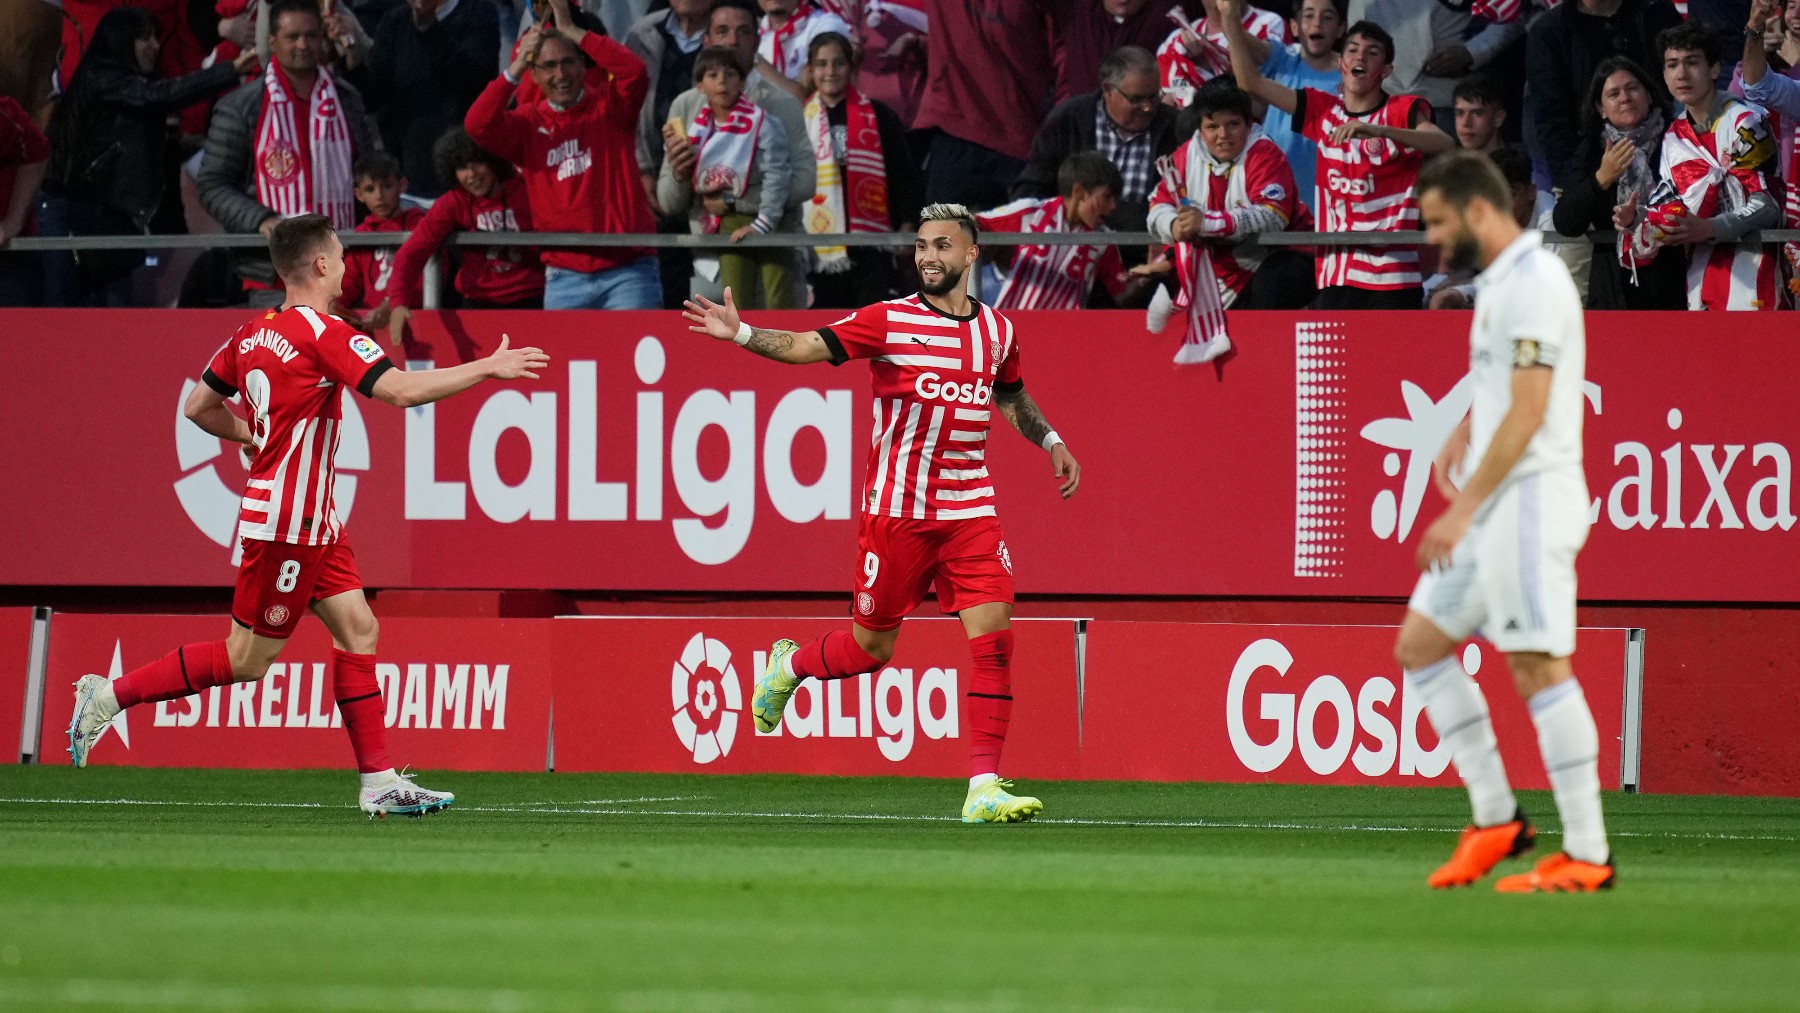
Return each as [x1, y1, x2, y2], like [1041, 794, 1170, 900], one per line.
[913, 372, 992, 406]
[671, 632, 743, 764]
[173, 377, 370, 563]
[1324, 168, 1375, 197]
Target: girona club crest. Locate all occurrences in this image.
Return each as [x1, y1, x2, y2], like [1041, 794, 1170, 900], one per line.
[261, 145, 298, 181]
[264, 605, 291, 627]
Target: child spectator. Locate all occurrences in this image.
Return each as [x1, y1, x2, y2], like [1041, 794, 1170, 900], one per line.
[1217, 0, 1347, 216]
[390, 128, 545, 311]
[333, 151, 425, 332]
[975, 151, 1139, 311]
[658, 45, 794, 308]
[1452, 74, 1508, 154]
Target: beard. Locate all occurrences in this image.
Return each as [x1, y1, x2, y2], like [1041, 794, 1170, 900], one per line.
[919, 262, 965, 296]
[1442, 231, 1481, 273]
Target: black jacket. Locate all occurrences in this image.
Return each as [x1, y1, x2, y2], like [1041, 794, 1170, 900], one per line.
[352, 0, 499, 196]
[1550, 130, 1686, 310]
[46, 61, 241, 229]
[1526, 0, 1684, 192]
[1012, 92, 1179, 234]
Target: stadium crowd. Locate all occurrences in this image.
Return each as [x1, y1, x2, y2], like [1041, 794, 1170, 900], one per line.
[0, 0, 1787, 316]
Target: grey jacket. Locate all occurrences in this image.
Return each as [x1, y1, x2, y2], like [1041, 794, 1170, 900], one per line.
[657, 102, 791, 233]
[196, 73, 375, 285]
[650, 77, 814, 216]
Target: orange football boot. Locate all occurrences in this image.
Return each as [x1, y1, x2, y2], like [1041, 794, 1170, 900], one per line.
[1428, 808, 1535, 889]
[1494, 852, 1616, 893]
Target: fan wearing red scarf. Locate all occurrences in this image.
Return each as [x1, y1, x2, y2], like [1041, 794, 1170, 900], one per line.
[756, 0, 852, 101]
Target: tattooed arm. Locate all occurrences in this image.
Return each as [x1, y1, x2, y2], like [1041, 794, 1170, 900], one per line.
[996, 384, 1082, 500]
[681, 289, 835, 364]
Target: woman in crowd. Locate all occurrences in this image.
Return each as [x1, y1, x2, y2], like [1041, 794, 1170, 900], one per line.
[800, 31, 920, 308]
[1551, 55, 1686, 310]
[42, 6, 255, 306]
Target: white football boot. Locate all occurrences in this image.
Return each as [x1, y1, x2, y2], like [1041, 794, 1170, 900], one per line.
[358, 769, 456, 819]
[67, 674, 120, 768]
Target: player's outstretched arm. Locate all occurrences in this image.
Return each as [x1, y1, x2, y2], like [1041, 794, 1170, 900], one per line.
[1416, 365, 1550, 570]
[682, 287, 835, 364]
[183, 383, 253, 446]
[371, 333, 550, 409]
[995, 385, 1081, 500]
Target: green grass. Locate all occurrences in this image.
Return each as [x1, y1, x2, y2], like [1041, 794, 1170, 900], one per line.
[1, 769, 1797, 1012]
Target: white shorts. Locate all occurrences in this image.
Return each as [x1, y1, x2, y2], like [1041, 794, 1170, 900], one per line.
[1407, 468, 1589, 657]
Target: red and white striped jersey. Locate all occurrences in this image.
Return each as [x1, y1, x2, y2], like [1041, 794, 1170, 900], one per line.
[203, 305, 396, 545]
[819, 294, 1023, 521]
[976, 196, 1127, 310]
[1297, 88, 1429, 291]
[1155, 10, 1288, 108]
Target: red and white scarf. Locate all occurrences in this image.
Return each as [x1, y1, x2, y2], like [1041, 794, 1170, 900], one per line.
[763, 2, 823, 79]
[1152, 152, 1231, 367]
[804, 89, 889, 273]
[254, 62, 355, 229]
[690, 95, 765, 234]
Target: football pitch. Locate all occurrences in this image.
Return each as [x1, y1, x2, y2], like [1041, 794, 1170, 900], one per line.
[1, 769, 1797, 1013]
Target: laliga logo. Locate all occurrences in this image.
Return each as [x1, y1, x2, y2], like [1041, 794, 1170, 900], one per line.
[173, 378, 370, 553]
[670, 632, 743, 763]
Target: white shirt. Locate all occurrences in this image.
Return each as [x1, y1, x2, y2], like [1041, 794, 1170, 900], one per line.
[1468, 230, 1586, 487]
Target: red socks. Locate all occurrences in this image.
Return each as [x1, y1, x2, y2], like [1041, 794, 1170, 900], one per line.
[331, 648, 392, 774]
[965, 630, 1014, 779]
[112, 641, 234, 709]
[790, 630, 882, 682]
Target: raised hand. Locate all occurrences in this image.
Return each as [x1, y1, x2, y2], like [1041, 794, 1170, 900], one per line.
[682, 288, 743, 341]
[486, 333, 550, 380]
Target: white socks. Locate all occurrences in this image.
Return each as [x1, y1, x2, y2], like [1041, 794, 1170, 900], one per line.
[969, 773, 997, 791]
[1529, 679, 1610, 865]
[359, 768, 398, 791]
[1406, 656, 1518, 827]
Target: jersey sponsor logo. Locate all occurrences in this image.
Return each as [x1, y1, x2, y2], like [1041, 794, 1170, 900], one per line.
[238, 328, 301, 363]
[1324, 168, 1375, 197]
[913, 371, 992, 406]
[670, 632, 743, 763]
[349, 334, 386, 364]
[264, 605, 291, 627]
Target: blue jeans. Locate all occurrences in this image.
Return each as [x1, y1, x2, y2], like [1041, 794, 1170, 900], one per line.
[543, 255, 662, 309]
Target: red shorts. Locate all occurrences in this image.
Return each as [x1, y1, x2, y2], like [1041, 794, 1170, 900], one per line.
[852, 514, 1015, 631]
[232, 538, 363, 639]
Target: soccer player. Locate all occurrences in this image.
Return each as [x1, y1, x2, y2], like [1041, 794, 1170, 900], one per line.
[65, 214, 549, 818]
[1220, 0, 1454, 309]
[682, 203, 1081, 824]
[1397, 151, 1612, 893]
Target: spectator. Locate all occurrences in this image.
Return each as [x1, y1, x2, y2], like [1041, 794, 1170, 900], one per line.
[467, 18, 661, 308]
[1064, 1, 1208, 104]
[1146, 80, 1315, 327]
[1347, 0, 1524, 131]
[510, 0, 613, 105]
[976, 151, 1142, 310]
[915, 0, 1060, 204]
[755, 0, 852, 101]
[1451, 74, 1507, 154]
[1621, 22, 1782, 309]
[352, 0, 500, 197]
[1737, 0, 1800, 295]
[626, 0, 712, 192]
[1527, 0, 1683, 196]
[659, 1, 814, 303]
[1208, 0, 1344, 214]
[197, 0, 376, 306]
[40, 7, 251, 306]
[0, 96, 49, 306]
[331, 151, 425, 329]
[1015, 46, 1180, 245]
[801, 31, 922, 307]
[1224, 4, 1454, 308]
[849, 0, 927, 128]
[1428, 145, 1562, 308]
[1551, 56, 1684, 308]
[659, 45, 794, 307]
[1157, 0, 1289, 108]
[391, 127, 544, 310]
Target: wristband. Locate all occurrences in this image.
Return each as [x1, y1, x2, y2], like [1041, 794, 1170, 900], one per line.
[733, 321, 753, 346]
[1041, 431, 1063, 453]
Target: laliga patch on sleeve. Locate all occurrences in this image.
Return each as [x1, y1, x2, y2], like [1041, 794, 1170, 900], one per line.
[1260, 183, 1287, 202]
[1513, 338, 1557, 369]
[349, 334, 386, 364]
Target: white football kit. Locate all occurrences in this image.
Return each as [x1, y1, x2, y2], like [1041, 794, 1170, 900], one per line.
[1409, 231, 1590, 657]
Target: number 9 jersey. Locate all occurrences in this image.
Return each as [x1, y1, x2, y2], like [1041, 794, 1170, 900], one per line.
[203, 305, 396, 546]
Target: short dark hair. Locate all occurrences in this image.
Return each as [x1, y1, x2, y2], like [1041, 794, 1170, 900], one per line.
[267, 0, 322, 31]
[807, 30, 855, 67]
[1657, 21, 1722, 68]
[1057, 150, 1123, 198]
[432, 127, 510, 189]
[1417, 150, 1512, 213]
[710, 0, 757, 27]
[1191, 79, 1253, 124]
[1487, 145, 1534, 189]
[352, 151, 403, 185]
[1452, 74, 1504, 110]
[920, 202, 979, 241]
[1343, 20, 1394, 65]
[268, 214, 337, 281]
[694, 44, 747, 82]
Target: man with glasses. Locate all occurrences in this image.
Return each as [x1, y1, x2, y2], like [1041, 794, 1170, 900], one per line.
[1014, 46, 1180, 269]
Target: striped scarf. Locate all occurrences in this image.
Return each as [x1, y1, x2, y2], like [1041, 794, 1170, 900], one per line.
[804, 89, 889, 273]
[1155, 150, 1232, 368]
[690, 95, 765, 235]
[254, 62, 355, 229]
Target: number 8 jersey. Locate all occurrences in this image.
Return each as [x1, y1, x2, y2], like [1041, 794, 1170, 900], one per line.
[202, 305, 396, 545]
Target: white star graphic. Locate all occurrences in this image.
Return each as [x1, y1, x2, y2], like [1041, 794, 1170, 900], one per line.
[91, 641, 131, 750]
